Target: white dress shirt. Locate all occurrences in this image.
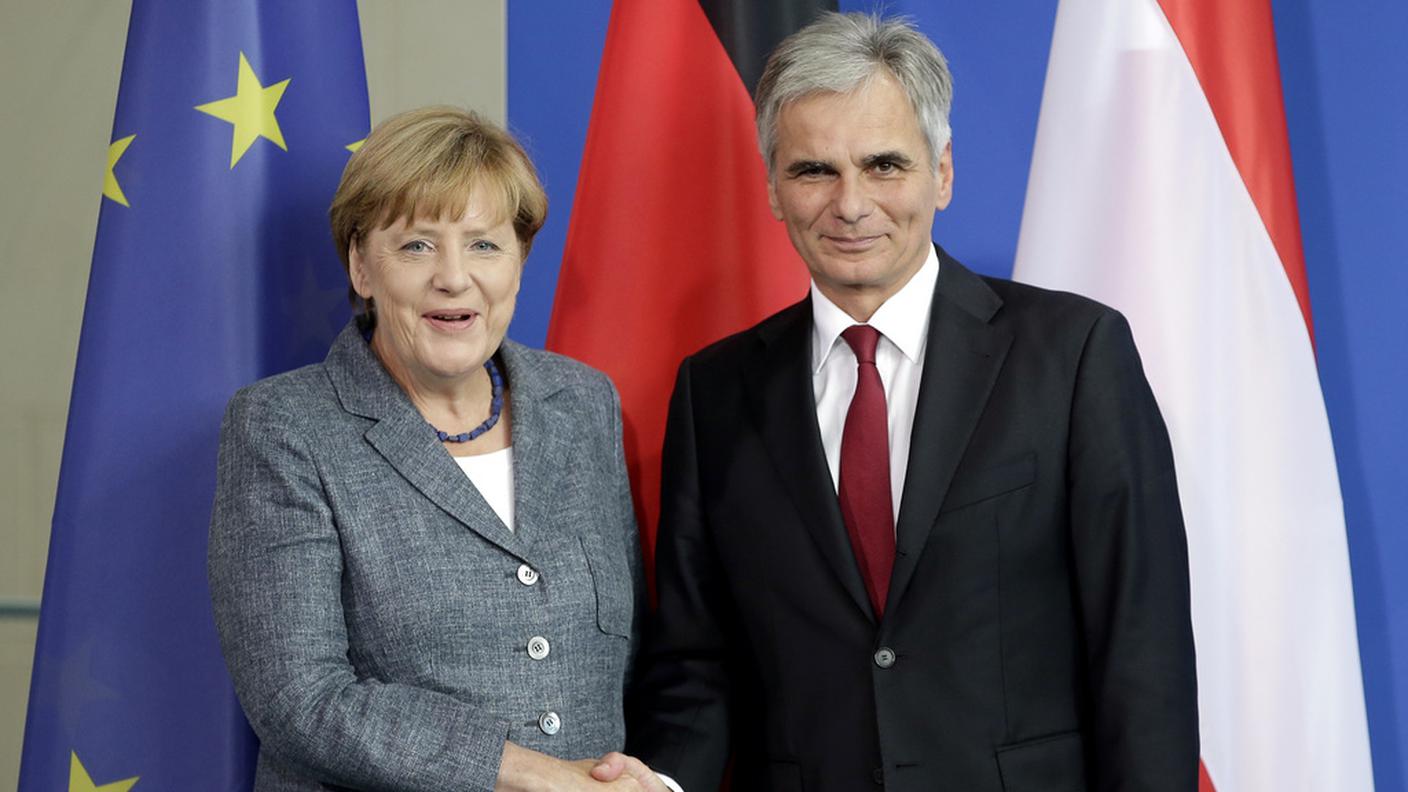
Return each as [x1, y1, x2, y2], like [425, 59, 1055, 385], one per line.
[811, 246, 939, 524]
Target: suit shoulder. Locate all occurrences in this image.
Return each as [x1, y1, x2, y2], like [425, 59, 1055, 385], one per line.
[215, 363, 348, 467]
[683, 299, 809, 371]
[981, 275, 1126, 335]
[505, 342, 621, 405]
[225, 361, 335, 422]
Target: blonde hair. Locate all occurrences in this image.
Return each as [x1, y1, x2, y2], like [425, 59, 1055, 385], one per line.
[329, 106, 548, 311]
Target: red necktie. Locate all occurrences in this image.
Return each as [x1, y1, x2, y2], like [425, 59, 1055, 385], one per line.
[838, 325, 896, 618]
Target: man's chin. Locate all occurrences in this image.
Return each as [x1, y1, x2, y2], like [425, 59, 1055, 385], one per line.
[811, 259, 893, 288]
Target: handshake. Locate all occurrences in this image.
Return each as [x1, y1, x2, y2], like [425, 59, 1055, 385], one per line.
[584, 752, 674, 791]
[502, 743, 676, 791]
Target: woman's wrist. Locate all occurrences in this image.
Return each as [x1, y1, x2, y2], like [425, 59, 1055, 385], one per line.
[495, 741, 540, 792]
[497, 741, 591, 791]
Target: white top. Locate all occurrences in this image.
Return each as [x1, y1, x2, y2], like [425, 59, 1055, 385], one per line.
[453, 446, 515, 532]
[810, 246, 940, 525]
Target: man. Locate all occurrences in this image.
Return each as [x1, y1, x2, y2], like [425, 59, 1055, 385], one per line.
[601, 12, 1198, 791]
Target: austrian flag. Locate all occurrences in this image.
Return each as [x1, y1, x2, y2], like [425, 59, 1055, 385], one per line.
[1013, 1, 1375, 790]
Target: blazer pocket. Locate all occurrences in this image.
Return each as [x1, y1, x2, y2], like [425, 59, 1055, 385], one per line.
[995, 731, 1087, 792]
[940, 452, 1036, 513]
[579, 534, 633, 638]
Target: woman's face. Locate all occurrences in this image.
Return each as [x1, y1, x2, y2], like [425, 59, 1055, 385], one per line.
[349, 187, 522, 391]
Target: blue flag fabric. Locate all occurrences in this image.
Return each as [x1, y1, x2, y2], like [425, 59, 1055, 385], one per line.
[19, 3, 368, 789]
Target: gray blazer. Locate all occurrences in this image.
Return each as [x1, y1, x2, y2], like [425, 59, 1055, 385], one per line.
[209, 322, 643, 791]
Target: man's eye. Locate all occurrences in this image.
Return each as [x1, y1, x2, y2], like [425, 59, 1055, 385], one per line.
[873, 160, 898, 173]
[791, 163, 831, 178]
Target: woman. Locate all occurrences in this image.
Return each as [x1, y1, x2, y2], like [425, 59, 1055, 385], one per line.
[209, 107, 656, 791]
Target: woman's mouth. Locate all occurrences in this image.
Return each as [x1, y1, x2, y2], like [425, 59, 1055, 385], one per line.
[424, 311, 477, 331]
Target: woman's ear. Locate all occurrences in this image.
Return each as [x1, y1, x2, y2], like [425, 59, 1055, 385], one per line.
[348, 236, 372, 299]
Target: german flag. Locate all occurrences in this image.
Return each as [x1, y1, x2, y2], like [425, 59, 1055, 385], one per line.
[548, 0, 834, 580]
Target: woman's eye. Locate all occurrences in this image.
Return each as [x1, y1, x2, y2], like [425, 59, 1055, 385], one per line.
[402, 240, 432, 253]
[471, 240, 501, 252]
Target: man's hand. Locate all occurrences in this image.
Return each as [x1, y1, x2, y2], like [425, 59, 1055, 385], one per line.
[499, 742, 664, 791]
[589, 752, 672, 792]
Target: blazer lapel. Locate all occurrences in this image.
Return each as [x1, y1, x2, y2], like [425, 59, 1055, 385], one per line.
[325, 323, 540, 566]
[746, 302, 877, 622]
[497, 339, 575, 564]
[887, 250, 1013, 614]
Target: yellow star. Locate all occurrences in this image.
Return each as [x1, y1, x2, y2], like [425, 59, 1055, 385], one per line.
[345, 138, 365, 153]
[103, 134, 135, 207]
[69, 752, 138, 792]
[195, 52, 291, 169]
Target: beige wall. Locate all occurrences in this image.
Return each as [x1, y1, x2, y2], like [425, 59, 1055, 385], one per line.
[0, 1, 505, 786]
[360, 0, 506, 123]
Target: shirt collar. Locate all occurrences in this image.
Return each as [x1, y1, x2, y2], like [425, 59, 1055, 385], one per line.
[810, 245, 940, 373]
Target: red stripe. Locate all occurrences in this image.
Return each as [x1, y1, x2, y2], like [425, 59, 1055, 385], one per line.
[1199, 759, 1218, 792]
[547, 0, 807, 577]
[1156, 0, 1315, 343]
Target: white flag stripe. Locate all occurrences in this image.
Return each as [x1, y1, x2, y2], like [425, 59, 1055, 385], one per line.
[1014, 1, 1374, 790]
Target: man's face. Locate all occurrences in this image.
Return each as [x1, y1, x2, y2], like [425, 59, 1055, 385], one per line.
[768, 71, 953, 320]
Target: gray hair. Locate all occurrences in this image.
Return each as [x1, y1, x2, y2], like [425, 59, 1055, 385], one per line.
[755, 12, 954, 174]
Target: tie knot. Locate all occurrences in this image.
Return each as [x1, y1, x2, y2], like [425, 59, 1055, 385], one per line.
[841, 324, 881, 365]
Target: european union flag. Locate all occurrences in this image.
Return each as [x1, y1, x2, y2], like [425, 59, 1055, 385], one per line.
[19, 3, 369, 789]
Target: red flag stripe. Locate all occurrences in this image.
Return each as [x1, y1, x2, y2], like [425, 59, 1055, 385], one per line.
[548, 0, 807, 573]
[1156, 0, 1315, 341]
[1198, 758, 1216, 792]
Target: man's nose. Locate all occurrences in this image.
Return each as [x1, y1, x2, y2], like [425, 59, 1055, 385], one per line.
[831, 172, 871, 224]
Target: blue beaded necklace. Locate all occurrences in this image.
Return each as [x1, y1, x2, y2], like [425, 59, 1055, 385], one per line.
[432, 358, 505, 443]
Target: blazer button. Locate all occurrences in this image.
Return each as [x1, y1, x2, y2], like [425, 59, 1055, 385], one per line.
[872, 767, 885, 785]
[516, 564, 540, 585]
[538, 710, 561, 736]
[874, 647, 897, 669]
[527, 636, 551, 660]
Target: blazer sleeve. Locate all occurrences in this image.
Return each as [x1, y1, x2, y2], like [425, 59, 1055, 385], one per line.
[625, 357, 734, 791]
[207, 386, 508, 792]
[608, 378, 648, 686]
[1066, 309, 1200, 791]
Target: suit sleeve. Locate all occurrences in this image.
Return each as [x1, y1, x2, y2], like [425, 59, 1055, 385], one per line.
[207, 387, 508, 792]
[625, 357, 734, 791]
[1066, 309, 1200, 791]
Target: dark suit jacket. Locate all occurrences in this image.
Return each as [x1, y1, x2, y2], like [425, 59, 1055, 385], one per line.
[627, 249, 1198, 792]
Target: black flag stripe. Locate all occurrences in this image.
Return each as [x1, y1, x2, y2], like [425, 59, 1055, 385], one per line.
[698, 0, 839, 96]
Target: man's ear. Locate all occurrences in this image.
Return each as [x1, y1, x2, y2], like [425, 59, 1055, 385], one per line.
[935, 141, 954, 211]
[767, 175, 784, 221]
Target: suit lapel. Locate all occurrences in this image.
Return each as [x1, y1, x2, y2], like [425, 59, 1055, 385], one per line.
[746, 302, 877, 622]
[887, 250, 1012, 614]
[325, 324, 542, 567]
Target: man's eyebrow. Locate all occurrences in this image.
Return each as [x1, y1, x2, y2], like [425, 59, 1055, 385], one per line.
[783, 159, 833, 176]
[862, 151, 916, 168]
